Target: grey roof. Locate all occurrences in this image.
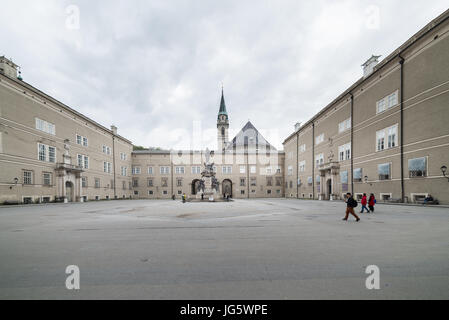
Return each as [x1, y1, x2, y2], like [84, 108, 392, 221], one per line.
[226, 121, 277, 151]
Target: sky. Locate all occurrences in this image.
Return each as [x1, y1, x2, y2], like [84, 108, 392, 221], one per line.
[1, 0, 448, 150]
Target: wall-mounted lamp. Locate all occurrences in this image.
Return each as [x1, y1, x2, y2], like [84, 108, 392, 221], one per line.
[10, 177, 19, 189]
[364, 175, 373, 186]
[441, 165, 449, 182]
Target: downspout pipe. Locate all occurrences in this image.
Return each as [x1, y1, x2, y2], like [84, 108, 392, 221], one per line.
[312, 122, 315, 199]
[349, 93, 354, 195]
[399, 54, 405, 203]
[296, 130, 299, 198]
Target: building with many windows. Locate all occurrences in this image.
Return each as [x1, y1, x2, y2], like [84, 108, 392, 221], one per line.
[1, 9, 448, 204]
[283, 9, 449, 204]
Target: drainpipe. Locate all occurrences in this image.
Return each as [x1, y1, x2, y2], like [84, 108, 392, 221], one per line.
[296, 130, 299, 198]
[312, 122, 315, 199]
[246, 152, 249, 198]
[399, 54, 405, 203]
[112, 136, 117, 199]
[349, 92, 354, 195]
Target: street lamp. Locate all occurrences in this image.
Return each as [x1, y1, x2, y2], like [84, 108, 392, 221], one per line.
[441, 165, 449, 182]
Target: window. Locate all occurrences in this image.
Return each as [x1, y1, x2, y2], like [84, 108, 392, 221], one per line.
[77, 154, 83, 167]
[132, 178, 139, 187]
[377, 125, 398, 151]
[38, 144, 56, 163]
[175, 166, 185, 174]
[148, 166, 153, 175]
[241, 190, 245, 195]
[83, 156, 89, 169]
[409, 157, 427, 178]
[376, 90, 398, 113]
[76, 134, 88, 147]
[95, 178, 100, 188]
[121, 166, 127, 176]
[104, 162, 111, 173]
[266, 167, 272, 175]
[299, 144, 306, 153]
[298, 160, 306, 172]
[76, 134, 82, 145]
[160, 166, 170, 175]
[276, 167, 281, 174]
[378, 163, 391, 180]
[316, 175, 321, 184]
[132, 166, 141, 175]
[267, 190, 272, 195]
[149, 190, 154, 195]
[353, 168, 362, 182]
[240, 178, 245, 187]
[82, 137, 88, 147]
[35, 118, 55, 135]
[48, 146, 56, 163]
[340, 171, 348, 184]
[122, 181, 126, 190]
[43, 173, 52, 186]
[287, 166, 293, 176]
[338, 143, 351, 161]
[338, 118, 351, 133]
[38, 143, 46, 161]
[315, 133, 324, 145]
[307, 176, 313, 185]
[147, 179, 153, 187]
[161, 178, 168, 187]
[176, 178, 182, 187]
[222, 166, 232, 174]
[82, 177, 87, 188]
[240, 166, 246, 174]
[315, 154, 324, 168]
[191, 166, 201, 174]
[266, 177, 273, 186]
[289, 181, 293, 188]
[163, 190, 168, 195]
[250, 166, 256, 174]
[102, 145, 111, 155]
[120, 153, 127, 161]
[250, 177, 257, 186]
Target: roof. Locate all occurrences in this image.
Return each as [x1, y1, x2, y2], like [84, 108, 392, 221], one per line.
[226, 120, 277, 151]
[283, 8, 449, 145]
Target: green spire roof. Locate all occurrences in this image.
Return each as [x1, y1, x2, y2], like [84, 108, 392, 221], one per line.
[218, 88, 228, 119]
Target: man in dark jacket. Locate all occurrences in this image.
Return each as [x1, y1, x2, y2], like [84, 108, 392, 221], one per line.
[343, 193, 360, 222]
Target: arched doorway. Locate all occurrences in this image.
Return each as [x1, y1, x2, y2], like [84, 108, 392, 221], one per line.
[326, 179, 332, 200]
[191, 179, 201, 195]
[65, 181, 74, 202]
[222, 179, 232, 198]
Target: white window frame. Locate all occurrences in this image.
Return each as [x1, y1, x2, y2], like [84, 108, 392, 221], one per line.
[299, 144, 306, 153]
[148, 166, 154, 175]
[222, 166, 232, 174]
[175, 166, 185, 174]
[132, 166, 141, 175]
[338, 118, 351, 133]
[35, 118, 55, 135]
[239, 165, 246, 174]
[376, 90, 399, 114]
[315, 153, 324, 168]
[250, 166, 256, 174]
[287, 165, 293, 176]
[160, 166, 170, 175]
[298, 160, 306, 172]
[376, 124, 398, 152]
[338, 143, 351, 161]
[315, 133, 324, 145]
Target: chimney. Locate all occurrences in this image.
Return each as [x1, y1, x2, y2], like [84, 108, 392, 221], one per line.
[111, 125, 117, 135]
[0, 56, 21, 79]
[294, 122, 301, 131]
[362, 55, 381, 77]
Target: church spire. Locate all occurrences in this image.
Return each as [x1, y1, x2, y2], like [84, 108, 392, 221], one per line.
[218, 86, 228, 120]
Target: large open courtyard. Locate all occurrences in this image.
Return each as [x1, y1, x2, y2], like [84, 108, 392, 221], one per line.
[0, 199, 448, 299]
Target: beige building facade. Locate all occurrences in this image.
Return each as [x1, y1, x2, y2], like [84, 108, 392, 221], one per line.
[0, 57, 134, 204]
[283, 9, 449, 204]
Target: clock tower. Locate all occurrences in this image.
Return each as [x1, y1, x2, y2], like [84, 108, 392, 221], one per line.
[217, 88, 229, 151]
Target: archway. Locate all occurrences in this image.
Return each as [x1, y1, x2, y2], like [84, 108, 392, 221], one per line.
[191, 179, 201, 195]
[222, 179, 232, 198]
[65, 181, 74, 202]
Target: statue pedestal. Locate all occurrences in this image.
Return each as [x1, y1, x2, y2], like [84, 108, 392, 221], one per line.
[200, 176, 217, 201]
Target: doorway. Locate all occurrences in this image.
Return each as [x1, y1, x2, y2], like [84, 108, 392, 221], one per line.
[65, 181, 74, 202]
[327, 179, 332, 200]
[222, 179, 232, 198]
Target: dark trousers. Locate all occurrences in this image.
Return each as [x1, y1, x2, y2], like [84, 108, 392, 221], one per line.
[345, 207, 360, 220]
[368, 205, 374, 212]
[360, 205, 370, 213]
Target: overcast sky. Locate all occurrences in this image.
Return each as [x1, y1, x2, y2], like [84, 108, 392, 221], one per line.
[1, 1, 448, 150]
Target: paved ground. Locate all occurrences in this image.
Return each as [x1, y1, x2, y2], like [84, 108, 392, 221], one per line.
[0, 199, 448, 300]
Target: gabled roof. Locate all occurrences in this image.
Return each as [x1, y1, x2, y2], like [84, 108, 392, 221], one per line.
[226, 121, 277, 151]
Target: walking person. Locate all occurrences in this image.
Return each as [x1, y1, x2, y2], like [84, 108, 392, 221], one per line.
[368, 193, 376, 213]
[360, 193, 370, 213]
[343, 192, 360, 222]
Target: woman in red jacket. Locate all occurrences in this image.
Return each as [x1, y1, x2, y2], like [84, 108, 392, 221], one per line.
[360, 193, 370, 213]
[368, 193, 376, 213]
